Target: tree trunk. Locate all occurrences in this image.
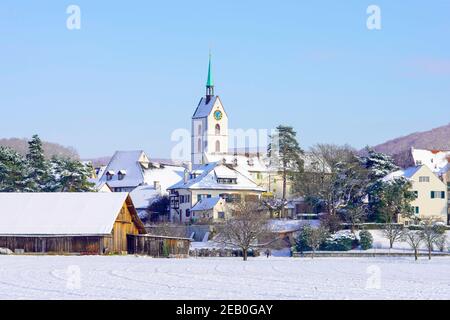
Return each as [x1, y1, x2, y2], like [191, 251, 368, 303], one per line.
[311, 249, 315, 259]
[414, 249, 418, 261]
[389, 238, 393, 249]
[428, 247, 431, 260]
[243, 248, 248, 261]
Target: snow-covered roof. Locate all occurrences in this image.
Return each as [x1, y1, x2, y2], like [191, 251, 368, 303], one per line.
[192, 96, 219, 119]
[98, 151, 147, 188]
[268, 219, 316, 233]
[412, 148, 450, 174]
[204, 154, 268, 173]
[129, 185, 161, 209]
[168, 163, 265, 192]
[382, 166, 422, 182]
[191, 196, 222, 211]
[214, 165, 238, 179]
[143, 164, 185, 195]
[0, 192, 143, 236]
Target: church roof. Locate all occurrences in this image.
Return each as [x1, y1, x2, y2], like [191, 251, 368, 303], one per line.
[192, 96, 219, 119]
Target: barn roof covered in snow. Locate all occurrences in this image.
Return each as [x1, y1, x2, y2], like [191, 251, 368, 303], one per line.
[0, 192, 145, 236]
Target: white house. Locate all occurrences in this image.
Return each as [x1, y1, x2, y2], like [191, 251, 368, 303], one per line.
[383, 165, 448, 225]
[168, 163, 265, 223]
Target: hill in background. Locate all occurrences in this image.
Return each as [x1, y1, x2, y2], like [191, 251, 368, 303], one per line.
[372, 123, 450, 168]
[0, 137, 79, 159]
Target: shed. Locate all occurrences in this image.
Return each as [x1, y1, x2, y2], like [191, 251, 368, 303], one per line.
[0, 192, 146, 254]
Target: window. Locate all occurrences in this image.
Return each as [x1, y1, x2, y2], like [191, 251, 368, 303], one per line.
[198, 124, 202, 135]
[215, 124, 221, 135]
[186, 209, 191, 218]
[218, 212, 225, 219]
[198, 138, 202, 152]
[215, 140, 220, 153]
[118, 170, 126, 181]
[415, 206, 420, 215]
[217, 178, 237, 184]
[413, 191, 418, 198]
[419, 176, 430, 183]
[431, 191, 445, 199]
[197, 194, 211, 202]
[447, 182, 450, 192]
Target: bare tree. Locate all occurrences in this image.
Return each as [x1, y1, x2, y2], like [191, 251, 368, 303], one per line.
[215, 201, 275, 261]
[403, 230, 423, 261]
[420, 219, 446, 260]
[382, 222, 404, 249]
[305, 226, 329, 259]
[343, 205, 368, 234]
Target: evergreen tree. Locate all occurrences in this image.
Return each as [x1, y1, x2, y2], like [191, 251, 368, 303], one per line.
[0, 146, 33, 192]
[378, 177, 416, 224]
[26, 134, 52, 191]
[359, 147, 400, 221]
[267, 125, 304, 215]
[50, 157, 95, 192]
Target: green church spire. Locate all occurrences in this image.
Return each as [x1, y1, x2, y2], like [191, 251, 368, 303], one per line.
[206, 52, 214, 98]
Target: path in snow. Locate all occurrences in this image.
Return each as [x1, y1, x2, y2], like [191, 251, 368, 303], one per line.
[0, 255, 449, 300]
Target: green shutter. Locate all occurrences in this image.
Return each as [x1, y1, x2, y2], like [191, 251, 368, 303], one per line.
[431, 191, 435, 199]
[441, 191, 446, 199]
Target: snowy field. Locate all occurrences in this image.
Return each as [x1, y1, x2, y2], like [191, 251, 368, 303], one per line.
[1, 255, 450, 300]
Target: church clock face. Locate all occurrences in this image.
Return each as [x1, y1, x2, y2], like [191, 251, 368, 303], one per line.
[214, 110, 223, 121]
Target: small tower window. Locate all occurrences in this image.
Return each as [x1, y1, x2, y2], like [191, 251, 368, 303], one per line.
[198, 138, 202, 152]
[198, 124, 202, 136]
[215, 140, 220, 153]
[215, 124, 221, 135]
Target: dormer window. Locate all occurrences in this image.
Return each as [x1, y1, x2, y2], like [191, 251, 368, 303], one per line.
[118, 170, 127, 181]
[217, 178, 237, 184]
[247, 159, 254, 166]
[106, 170, 115, 181]
[233, 158, 238, 166]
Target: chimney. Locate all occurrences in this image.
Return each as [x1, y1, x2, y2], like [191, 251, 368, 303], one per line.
[183, 169, 190, 184]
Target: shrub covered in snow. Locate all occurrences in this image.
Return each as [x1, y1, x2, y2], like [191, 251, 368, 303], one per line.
[321, 230, 358, 251]
[359, 230, 373, 250]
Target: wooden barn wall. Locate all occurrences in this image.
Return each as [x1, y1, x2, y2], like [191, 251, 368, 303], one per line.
[107, 202, 141, 254]
[127, 235, 190, 258]
[0, 236, 103, 254]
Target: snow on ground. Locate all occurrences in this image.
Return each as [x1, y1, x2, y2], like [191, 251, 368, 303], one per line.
[0, 255, 450, 300]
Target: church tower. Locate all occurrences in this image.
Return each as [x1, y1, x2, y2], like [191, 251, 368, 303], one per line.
[191, 54, 229, 166]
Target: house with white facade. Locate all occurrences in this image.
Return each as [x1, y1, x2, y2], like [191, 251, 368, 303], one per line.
[168, 163, 265, 223]
[383, 165, 448, 225]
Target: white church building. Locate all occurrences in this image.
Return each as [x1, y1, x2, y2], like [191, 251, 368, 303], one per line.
[168, 56, 269, 223]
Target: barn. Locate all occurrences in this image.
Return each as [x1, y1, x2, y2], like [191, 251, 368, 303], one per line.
[0, 192, 147, 255]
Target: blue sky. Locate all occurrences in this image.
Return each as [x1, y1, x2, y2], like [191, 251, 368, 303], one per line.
[1, 1, 450, 159]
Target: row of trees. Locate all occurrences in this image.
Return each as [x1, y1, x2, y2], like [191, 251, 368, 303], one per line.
[0, 135, 94, 192]
[267, 125, 416, 225]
